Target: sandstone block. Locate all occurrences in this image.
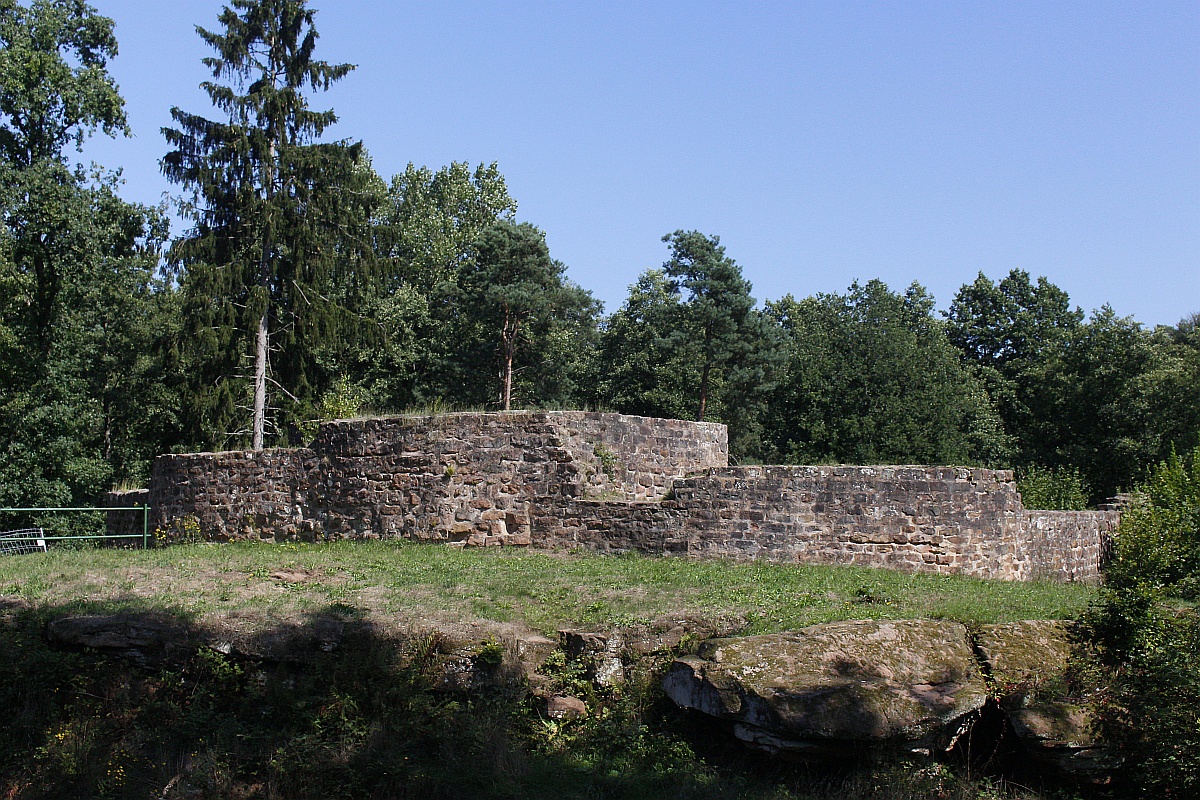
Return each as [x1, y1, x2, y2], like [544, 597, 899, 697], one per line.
[546, 695, 587, 720]
[46, 615, 196, 667]
[663, 619, 987, 758]
[976, 621, 1117, 780]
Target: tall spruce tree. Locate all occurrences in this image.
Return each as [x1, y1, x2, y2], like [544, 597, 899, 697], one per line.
[162, 0, 360, 450]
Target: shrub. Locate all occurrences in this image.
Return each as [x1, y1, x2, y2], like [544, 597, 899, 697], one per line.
[1104, 445, 1200, 596]
[1078, 443, 1200, 797]
[1016, 465, 1090, 511]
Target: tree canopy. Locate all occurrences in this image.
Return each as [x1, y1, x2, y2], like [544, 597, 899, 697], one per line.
[448, 221, 598, 410]
[0, 0, 170, 521]
[0, 0, 1195, 518]
[764, 280, 1008, 466]
[946, 270, 1200, 500]
[596, 232, 778, 457]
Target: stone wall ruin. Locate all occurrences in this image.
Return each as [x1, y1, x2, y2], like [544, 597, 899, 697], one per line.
[139, 411, 1118, 582]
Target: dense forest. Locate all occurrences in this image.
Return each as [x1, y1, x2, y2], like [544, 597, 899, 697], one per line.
[2, 0, 1198, 516]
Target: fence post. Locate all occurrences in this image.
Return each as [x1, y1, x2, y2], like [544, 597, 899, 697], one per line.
[142, 504, 149, 550]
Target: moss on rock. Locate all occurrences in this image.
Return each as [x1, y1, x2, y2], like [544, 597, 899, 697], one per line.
[663, 619, 988, 757]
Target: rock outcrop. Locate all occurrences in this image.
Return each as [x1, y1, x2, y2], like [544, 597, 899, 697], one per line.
[45, 614, 198, 667]
[663, 619, 989, 757]
[45, 612, 362, 666]
[45, 609, 1116, 784]
[976, 620, 1118, 780]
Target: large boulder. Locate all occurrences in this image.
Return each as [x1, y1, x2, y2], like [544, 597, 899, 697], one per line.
[46, 612, 350, 666]
[663, 619, 988, 757]
[45, 614, 197, 667]
[976, 621, 1117, 780]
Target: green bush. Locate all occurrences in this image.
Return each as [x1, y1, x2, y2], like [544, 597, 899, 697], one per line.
[1105, 445, 1200, 596]
[1080, 589, 1200, 798]
[1078, 443, 1200, 797]
[1016, 465, 1090, 511]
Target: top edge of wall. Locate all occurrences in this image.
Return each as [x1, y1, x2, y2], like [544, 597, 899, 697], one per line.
[154, 412, 729, 461]
[154, 446, 314, 461]
[702, 465, 1018, 481]
[317, 410, 727, 428]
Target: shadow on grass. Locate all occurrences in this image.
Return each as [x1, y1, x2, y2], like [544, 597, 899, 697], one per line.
[0, 598, 1087, 800]
[0, 598, 723, 799]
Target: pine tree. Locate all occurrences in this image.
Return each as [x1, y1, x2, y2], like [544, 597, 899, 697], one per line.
[595, 269, 695, 420]
[450, 222, 598, 410]
[162, 0, 362, 450]
[660, 230, 777, 425]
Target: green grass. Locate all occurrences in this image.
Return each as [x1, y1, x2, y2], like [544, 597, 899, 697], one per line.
[0, 541, 1095, 634]
[0, 543, 1096, 799]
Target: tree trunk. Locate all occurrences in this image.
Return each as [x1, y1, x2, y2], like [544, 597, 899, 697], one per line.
[500, 306, 519, 411]
[252, 308, 268, 451]
[697, 321, 713, 421]
[502, 346, 514, 411]
[252, 136, 277, 451]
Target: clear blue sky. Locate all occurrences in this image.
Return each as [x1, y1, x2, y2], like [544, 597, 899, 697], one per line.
[84, 1, 1199, 326]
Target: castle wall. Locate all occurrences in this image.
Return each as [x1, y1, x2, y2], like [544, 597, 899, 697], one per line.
[672, 466, 1027, 579]
[104, 489, 151, 542]
[1021, 510, 1119, 582]
[142, 411, 1115, 583]
[148, 412, 727, 546]
[527, 474, 1119, 582]
[530, 498, 690, 555]
[149, 448, 320, 541]
[532, 466, 1035, 580]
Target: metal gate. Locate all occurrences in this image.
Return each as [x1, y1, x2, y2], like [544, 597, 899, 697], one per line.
[0, 506, 150, 553]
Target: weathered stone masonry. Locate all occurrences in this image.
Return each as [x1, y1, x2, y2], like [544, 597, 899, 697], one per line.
[142, 411, 1118, 582]
[148, 412, 727, 548]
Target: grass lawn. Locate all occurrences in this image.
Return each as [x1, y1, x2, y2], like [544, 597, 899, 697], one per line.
[0, 542, 1103, 800]
[0, 541, 1096, 634]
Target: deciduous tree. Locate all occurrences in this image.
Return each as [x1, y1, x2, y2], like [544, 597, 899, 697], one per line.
[764, 280, 1008, 466]
[0, 1, 175, 517]
[0, 0, 128, 354]
[333, 160, 518, 414]
[947, 271, 1200, 499]
[375, 160, 516, 293]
